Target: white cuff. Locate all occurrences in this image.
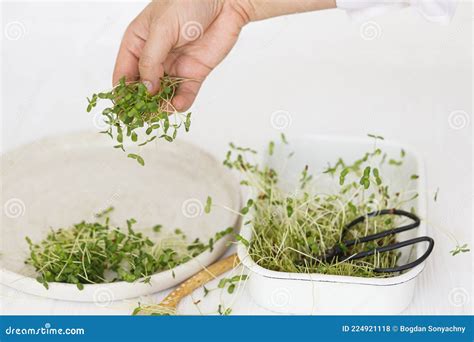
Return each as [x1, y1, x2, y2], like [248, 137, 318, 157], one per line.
[336, 0, 457, 24]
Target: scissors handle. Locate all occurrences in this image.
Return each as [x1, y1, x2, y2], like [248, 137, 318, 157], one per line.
[342, 209, 421, 247]
[341, 236, 435, 273]
[323, 209, 420, 260]
[323, 209, 434, 273]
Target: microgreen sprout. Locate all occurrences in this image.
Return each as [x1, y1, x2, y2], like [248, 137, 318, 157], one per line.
[268, 141, 275, 156]
[217, 305, 232, 316]
[434, 187, 440, 202]
[450, 244, 470, 256]
[87, 76, 192, 165]
[218, 275, 249, 294]
[132, 303, 176, 316]
[205, 196, 212, 214]
[367, 133, 385, 141]
[235, 234, 250, 247]
[389, 159, 403, 166]
[152, 225, 163, 233]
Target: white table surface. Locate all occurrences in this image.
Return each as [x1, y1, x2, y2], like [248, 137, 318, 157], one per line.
[0, 1, 472, 315]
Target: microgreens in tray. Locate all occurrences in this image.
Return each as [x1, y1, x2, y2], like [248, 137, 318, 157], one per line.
[224, 134, 420, 278]
[25, 207, 232, 290]
[87, 76, 191, 166]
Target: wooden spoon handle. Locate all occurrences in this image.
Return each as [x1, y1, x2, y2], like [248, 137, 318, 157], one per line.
[160, 254, 239, 308]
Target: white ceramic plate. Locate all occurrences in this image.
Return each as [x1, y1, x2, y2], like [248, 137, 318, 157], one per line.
[0, 132, 241, 302]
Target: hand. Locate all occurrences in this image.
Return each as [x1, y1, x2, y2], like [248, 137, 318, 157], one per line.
[112, 0, 252, 112]
[112, 0, 336, 112]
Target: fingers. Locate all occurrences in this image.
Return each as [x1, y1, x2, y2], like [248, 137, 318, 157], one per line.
[172, 80, 203, 112]
[112, 22, 145, 86]
[138, 24, 176, 94]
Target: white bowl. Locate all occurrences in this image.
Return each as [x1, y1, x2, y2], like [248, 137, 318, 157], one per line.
[0, 131, 241, 302]
[237, 135, 428, 314]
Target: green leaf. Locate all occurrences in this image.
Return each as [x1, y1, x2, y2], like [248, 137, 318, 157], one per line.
[367, 133, 384, 140]
[235, 234, 250, 247]
[389, 159, 402, 166]
[373, 168, 382, 185]
[339, 168, 350, 186]
[434, 188, 440, 202]
[131, 306, 142, 315]
[184, 112, 192, 132]
[268, 141, 275, 156]
[127, 153, 145, 166]
[230, 275, 248, 282]
[204, 196, 212, 214]
[218, 278, 228, 288]
[113, 144, 125, 152]
[286, 205, 293, 218]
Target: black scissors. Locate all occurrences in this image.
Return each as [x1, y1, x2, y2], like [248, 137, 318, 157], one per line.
[322, 209, 435, 273]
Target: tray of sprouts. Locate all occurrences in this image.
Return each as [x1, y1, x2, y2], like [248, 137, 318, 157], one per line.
[230, 134, 431, 314]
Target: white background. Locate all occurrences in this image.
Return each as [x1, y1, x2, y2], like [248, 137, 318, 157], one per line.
[1, 0, 472, 315]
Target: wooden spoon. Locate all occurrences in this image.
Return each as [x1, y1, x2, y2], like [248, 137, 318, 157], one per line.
[137, 254, 239, 315]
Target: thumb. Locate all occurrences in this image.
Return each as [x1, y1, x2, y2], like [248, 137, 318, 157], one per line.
[139, 24, 176, 94]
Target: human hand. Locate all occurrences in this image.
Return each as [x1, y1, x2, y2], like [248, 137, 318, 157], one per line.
[112, 0, 252, 112]
[112, 0, 336, 112]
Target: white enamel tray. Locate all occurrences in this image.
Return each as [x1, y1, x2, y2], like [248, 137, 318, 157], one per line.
[0, 132, 241, 302]
[238, 135, 428, 315]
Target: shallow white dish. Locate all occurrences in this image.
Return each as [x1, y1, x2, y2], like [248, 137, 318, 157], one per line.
[237, 135, 429, 315]
[0, 131, 241, 302]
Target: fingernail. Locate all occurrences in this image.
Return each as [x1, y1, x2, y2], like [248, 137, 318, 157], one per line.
[142, 80, 153, 92]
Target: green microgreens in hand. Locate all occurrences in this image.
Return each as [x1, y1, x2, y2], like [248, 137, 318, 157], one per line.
[25, 208, 233, 290]
[87, 76, 192, 166]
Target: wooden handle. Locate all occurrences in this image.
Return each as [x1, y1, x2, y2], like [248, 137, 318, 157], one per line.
[160, 254, 239, 308]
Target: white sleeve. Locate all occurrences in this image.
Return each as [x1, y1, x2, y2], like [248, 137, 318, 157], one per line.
[336, 0, 457, 24]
